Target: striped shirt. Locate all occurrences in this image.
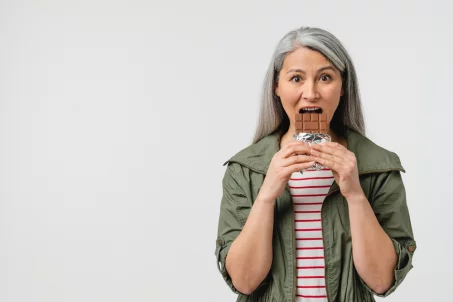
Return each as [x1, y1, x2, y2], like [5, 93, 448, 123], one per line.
[288, 168, 334, 302]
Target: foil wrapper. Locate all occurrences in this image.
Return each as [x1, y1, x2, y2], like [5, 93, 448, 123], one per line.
[293, 132, 331, 173]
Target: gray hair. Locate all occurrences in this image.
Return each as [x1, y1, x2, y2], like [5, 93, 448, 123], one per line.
[253, 26, 365, 143]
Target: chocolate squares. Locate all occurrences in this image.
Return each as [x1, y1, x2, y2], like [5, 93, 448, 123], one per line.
[295, 112, 328, 134]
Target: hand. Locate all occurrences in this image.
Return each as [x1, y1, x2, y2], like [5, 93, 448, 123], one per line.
[258, 141, 315, 203]
[310, 142, 364, 200]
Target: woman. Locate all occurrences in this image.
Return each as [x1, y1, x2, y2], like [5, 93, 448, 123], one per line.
[215, 27, 416, 302]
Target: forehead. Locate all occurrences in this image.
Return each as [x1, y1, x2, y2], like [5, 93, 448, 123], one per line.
[282, 47, 333, 70]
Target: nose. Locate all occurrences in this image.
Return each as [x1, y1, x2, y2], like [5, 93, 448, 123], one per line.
[302, 79, 319, 101]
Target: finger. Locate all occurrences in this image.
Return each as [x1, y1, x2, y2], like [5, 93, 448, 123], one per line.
[310, 148, 343, 165]
[283, 161, 316, 175]
[317, 142, 346, 150]
[311, 143, 347, 159]
[280, 144, 312, 159]
[281, 154, 315, 167]
[327, 142, 346, 150]
[286, 140, 309, 147]
[311, 142, 343, 152]
[311, 142, 346, 155]
[311, 155, 341, 172]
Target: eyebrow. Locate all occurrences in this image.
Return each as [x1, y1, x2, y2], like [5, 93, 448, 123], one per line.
[286, 66, 337, 74]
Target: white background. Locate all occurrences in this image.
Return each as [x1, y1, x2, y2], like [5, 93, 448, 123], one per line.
[1, 0, 452, 301]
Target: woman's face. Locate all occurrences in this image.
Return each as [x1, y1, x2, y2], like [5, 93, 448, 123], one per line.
[275, 47, 344, 135]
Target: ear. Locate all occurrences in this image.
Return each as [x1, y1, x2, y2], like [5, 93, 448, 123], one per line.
[340, 86, 344, 96]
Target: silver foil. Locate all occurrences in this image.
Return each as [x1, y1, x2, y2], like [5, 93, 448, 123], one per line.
[293, 132, 331, 172]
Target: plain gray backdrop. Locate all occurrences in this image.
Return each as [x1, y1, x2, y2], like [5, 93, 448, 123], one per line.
[1, 0, 452, 301]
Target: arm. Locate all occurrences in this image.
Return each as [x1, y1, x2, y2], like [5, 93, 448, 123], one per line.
[215, 163, 275, 295]
[226, 195, 275, 295]
[311, 144, 416, 297]
[347, 193, 397, 294]
[215, 163, 250, 295]
[357, 171, 416, 297]
[216, 143, 315, 295]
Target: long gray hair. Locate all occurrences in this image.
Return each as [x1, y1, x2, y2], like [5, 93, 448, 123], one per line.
[253, 26, 365, 143]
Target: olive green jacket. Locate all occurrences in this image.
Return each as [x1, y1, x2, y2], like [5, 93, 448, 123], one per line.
[215, 129, 416, 302]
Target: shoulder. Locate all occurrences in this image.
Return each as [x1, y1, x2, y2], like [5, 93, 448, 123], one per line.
[222, 133, 281, 175]
[347, 129, 405, 173]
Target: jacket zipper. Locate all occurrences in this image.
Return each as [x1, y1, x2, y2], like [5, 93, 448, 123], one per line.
[321, 190, 337, 302]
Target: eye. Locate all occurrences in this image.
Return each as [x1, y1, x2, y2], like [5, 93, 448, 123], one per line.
[320, 74, 332, 82]
[290, 75, 302, 83]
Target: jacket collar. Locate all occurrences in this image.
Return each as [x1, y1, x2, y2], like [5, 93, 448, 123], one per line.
[223, 128, 405, 175]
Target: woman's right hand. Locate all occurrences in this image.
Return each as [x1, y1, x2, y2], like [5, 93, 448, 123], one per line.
[257, 141, 315, 203]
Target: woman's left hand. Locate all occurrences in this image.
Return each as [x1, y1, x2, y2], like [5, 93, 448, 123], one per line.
[310, 142, 364, 200]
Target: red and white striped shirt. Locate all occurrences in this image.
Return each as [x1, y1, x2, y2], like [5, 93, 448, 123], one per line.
[288, 168, 334, 302]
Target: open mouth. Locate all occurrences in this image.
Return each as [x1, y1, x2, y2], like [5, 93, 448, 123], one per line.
[299, 107, 323, 114]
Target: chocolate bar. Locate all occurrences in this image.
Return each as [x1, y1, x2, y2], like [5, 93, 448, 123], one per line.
[295, 112, 328, 134]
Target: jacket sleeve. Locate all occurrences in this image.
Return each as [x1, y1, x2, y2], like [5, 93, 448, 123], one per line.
[360, 170, 417, 297]
[215, 162, 252, 294]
